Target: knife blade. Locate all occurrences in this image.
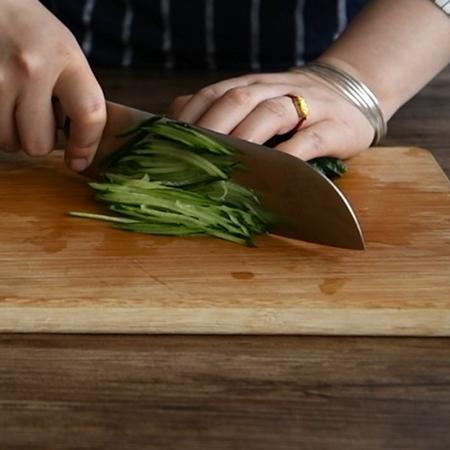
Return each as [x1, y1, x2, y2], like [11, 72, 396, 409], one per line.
[59, 100, 365, 250]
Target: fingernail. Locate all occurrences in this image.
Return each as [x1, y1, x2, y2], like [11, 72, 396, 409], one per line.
[69, 158, 88, 172]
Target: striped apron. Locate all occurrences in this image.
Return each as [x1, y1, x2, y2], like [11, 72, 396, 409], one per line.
[41, 0, 369, 70]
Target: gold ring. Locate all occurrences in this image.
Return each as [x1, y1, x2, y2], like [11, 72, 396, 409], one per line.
[287, 94, 309, 121]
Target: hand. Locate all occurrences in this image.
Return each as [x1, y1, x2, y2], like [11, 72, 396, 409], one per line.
[0, 0, 106, 171]
[168, 70, 376, 161]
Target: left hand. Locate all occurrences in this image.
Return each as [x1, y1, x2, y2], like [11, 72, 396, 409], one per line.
[168, 71, 376, 161]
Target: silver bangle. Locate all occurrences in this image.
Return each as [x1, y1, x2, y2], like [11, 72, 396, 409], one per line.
[431, 0, 450, 16]
[295, 61, 387, 146]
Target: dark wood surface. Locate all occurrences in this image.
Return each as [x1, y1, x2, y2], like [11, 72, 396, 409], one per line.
[1, 66, 450, 450]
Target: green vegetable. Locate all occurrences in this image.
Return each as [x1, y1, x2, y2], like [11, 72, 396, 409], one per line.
[308, 157, 347, 178]
[70, 117, 268, 246]
[70, 117, 346, 246]
[264, 134, 347, 178]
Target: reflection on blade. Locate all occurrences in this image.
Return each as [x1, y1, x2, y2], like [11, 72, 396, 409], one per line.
[197, 128, 365, 250]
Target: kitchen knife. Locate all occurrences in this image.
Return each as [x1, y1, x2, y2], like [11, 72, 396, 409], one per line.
[58, 100, 365, 250]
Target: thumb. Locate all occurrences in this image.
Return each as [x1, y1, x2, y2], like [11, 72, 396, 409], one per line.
[53, 62, 106, 172]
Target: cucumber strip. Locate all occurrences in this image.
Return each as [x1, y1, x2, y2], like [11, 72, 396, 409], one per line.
[116, 115, 162, 137]
[173, 202, 250, 236]
[96, 178, 221, 206]
[132, 147, 237, 175]
[115, 222, 206, 236]
[143, 121, 233, 155]
[68, 211, 138, 224]
[73, 117, 270, 246]
[114, 222, 251, 246]
[93, 187, 252, 236]
[126, 143, 229, 179]
[99, 129, 149, 169]
[143, 171, 215, 187]
[111, 164, 216, 184]
[111, 204, 209, 228]
[112, 204, 251, 239]
[204, 229, 253, 247]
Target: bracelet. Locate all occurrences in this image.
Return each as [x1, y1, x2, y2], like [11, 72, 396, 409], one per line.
[294, 61, 387, 146]
[431, 0, 450, 16]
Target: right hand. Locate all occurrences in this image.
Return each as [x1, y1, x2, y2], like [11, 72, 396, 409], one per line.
[0, 0, 106, 172]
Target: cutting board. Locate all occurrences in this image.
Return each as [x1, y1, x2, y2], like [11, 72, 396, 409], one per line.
[1, 147, 449, 336]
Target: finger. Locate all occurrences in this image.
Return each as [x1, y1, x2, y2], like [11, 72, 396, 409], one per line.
[167, 95, 192, 117]
[53, 61, 106, 172]
[15, 87, 56, 157]
[230, 95, 306, 144]
[174, 76, 252, 123]
[274, 119, 370, 161]
[0, 80, 21, 153]
[174, 72, 314, 126]
[0, 105, 21, 153]
[194, 84, 308, 135]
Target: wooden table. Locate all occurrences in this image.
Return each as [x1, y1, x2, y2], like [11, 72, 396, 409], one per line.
[1, 66, 450, 450]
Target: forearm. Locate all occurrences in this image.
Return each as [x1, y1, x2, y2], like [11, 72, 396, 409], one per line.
[318, 0, 450, 120]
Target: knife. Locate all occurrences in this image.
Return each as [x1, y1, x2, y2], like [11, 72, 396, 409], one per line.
[57, 100, 365, 250]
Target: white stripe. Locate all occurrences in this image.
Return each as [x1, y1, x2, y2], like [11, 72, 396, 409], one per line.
[81, 0, 97, 56]
[250, 0, 260, 71]
[435, 0, 450, 15]
[161, 0, 174, 70]
[294, 0, 306, 66]
[122, 0, 134, 67]
[334, 0, 348, 39]
[205, 0, 216, 70]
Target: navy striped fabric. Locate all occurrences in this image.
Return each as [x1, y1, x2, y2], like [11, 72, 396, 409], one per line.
[41, 0, 369, 70]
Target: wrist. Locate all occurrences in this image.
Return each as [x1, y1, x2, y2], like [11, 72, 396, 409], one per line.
[314, 0, 450, 123]
[292, 60, 387, 146]
[315, 55, 397, 122]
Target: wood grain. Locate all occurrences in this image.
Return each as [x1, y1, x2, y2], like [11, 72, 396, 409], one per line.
[0, 148, 449, 335]
[1, 66, 450, 449]
[0, 334, 449, 450]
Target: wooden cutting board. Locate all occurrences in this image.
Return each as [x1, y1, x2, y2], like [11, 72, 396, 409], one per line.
[1, 147, 449, 336]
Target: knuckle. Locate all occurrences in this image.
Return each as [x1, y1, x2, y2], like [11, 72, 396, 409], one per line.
[73, 100, 107, 126]
[260, 98, 289, 117]
[303, 129, 325, 157]
[241, 74, 260, 84]
[197, 86, 222, 102]
[224, 87, 252, 107]
[168, 95, 190, 115]
[14, 51, 46, 80]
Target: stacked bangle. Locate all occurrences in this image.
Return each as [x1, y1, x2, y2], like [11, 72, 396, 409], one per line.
[294, 61, 387, 146]
[431, 0, 450, 16]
